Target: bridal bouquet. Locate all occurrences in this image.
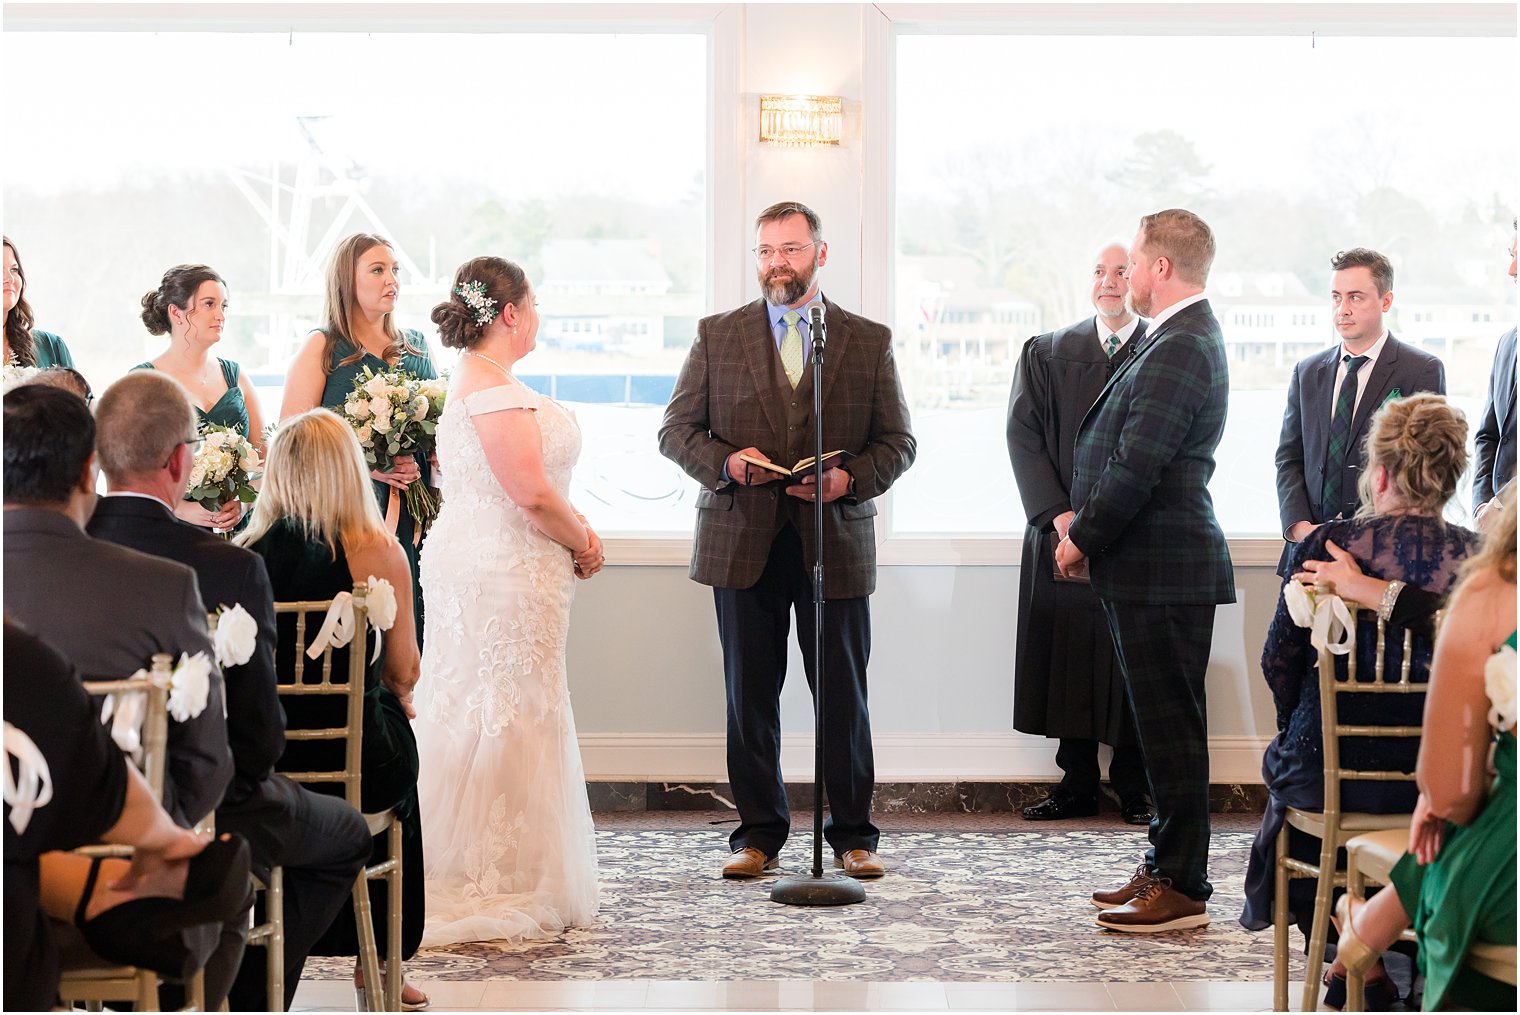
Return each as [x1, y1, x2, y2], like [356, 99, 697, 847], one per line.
[341, 367, 446, 537]
[186, 423, 261, 520]
[2, 362, 39, 393]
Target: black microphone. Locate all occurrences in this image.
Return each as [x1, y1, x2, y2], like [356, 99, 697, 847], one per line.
[809, 304, 826, 362]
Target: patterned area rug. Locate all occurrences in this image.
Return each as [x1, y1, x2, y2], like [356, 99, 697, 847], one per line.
[307, 824, 1300, 982]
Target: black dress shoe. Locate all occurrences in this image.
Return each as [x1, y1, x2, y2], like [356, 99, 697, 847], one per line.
[1022, 790, 1100, 820]
[1120, 796, 1156, 826]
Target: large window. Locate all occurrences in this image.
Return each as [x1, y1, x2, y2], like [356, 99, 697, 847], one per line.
[892, 33, 1515, 537]
[6, 28, 708, 535]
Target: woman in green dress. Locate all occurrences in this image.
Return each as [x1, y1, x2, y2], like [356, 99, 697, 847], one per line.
[237, 407, 429, 1009]
[4, 236, 77, 370]
[1327, 489, 1518, 1011]
[281, 233, 437, 651]
[134, 264, 268, 533]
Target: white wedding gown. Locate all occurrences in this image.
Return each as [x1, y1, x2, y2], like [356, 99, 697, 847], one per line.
[414, 379, 600, 945]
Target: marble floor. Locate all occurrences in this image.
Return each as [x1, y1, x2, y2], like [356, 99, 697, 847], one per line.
[293, 810, 1308, 1012]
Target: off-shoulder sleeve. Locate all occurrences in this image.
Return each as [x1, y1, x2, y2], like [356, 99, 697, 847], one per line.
[465, 383, 540, 417]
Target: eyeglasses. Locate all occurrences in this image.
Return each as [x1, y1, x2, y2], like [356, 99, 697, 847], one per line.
[181, 436, 205, 452]
[752, 242, 818, 262]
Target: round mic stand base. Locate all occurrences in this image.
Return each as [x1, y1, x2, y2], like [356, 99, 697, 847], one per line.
[770, 871, 867, 906]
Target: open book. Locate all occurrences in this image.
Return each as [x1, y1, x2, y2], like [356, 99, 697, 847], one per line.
[738, 449, 850, 478]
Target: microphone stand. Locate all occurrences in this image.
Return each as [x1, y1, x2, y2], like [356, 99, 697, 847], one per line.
[771, 304, 866, 907]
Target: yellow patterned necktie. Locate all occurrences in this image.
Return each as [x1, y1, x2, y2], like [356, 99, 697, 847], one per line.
[780, 310, 804, 389]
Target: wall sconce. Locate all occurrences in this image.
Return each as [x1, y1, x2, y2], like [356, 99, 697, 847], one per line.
[759, 94, 843, 146]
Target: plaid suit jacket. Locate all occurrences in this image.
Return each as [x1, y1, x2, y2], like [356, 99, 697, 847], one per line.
[1067, 299, 1235, 605]
[659, 296, 915, 598]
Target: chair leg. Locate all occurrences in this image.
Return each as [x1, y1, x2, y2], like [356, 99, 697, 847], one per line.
[267, 866, 286, 1011]
[386, 821, 403, 1013]
[352, 870, 384, 1012]
[1344, 859, 1366, 1013]
[1274, 825, 1290, 1011]
[134, 971, 158, 1011]
[1300, 835, 1340, 1014]
[185, 968, 206, 1012]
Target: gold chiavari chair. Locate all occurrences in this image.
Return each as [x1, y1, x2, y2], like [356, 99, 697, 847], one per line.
[58, 653, 208, 1012]
[273, 584, 402, 1012]
[1273, 602, 1426, 1012]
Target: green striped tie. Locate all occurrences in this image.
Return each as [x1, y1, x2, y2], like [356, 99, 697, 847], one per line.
[1321, 354, 1369, 514]
[780, 310, 804, 388]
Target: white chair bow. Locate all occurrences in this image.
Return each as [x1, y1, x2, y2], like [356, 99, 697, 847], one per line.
[3, 722, 53, 835]
[1283, 581, 1355, 656]
[307, 578, 397, 664]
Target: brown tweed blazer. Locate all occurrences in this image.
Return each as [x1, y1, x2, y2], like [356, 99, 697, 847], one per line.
[659, 296, 915, 598]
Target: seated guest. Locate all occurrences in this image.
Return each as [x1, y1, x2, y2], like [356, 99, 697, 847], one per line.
[26, 366, 93, 404]
[1325, 489, 1517, 1012]
[1, 383, 245, 1009]
[236, 409, 428, 1008]
[1241, 395, 1478, 1001]
[5, 619, 251, 1011]
[1295, 540, 1446, 640]
[88, 372, 371, 1011]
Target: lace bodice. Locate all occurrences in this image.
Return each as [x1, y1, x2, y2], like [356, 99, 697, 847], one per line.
[435, 381, 581, 524]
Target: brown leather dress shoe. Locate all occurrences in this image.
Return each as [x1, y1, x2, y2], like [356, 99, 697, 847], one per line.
[833, 849, 885, 879]
[1095, 877, 1209, 933]
[722, 847, 778, 879]
[1091, 863, 1156, 910]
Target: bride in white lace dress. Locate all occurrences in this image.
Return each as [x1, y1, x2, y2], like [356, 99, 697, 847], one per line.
[413, 257, 603, 945]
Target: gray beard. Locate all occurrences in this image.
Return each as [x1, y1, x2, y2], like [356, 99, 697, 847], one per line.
[760, 268, 812, 306]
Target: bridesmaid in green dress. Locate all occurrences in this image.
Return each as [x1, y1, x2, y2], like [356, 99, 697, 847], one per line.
[134, 264, 268, 533]
[1328, 490, 1518, 1011]
[281, 233, 437, 651]
[4, 236, 77, 370]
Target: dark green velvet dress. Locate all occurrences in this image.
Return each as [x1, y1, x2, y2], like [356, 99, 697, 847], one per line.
[318, 331, 437, 650]
[133, 357, 252, 534]
[249, 517, 424, 959]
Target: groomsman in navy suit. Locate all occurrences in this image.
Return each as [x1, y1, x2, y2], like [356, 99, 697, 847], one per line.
[1474, 221, 1517, 532]
[1274, 248, 1445, 576]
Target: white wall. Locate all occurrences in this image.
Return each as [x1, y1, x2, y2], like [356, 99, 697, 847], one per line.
[570, 4, 1285, 786]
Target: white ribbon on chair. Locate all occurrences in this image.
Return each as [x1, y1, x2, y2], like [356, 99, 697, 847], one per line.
[306, 577, 398, 665]
[100, 686, 147, 761]
[1283, 581, 1355, 656]
[3, 722, 53, 835]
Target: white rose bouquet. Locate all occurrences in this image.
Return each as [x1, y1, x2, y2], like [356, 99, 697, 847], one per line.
[186, 423, 261, 528]
[2, 362, 40, 393]
[341, 366, 446, 536]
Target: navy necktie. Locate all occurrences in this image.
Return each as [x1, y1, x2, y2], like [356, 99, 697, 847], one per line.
[1322, 354, 1369, 515]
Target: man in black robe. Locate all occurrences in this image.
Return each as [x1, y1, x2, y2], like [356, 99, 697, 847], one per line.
[1005, 243, 1154, 825]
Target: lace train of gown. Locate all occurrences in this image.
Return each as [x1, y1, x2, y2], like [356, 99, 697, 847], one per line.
[414, 380, 599, 945]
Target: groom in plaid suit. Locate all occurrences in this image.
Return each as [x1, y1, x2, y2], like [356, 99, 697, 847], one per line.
[659, 201, 915, 881]
[1055, 209, 1235, 932]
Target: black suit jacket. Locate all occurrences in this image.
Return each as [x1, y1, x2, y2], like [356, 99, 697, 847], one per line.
[1274, 333, 1445, 574]
[1068, 299, 1235, 605]
[87, 495, 284, 810]
[1474, 326, 1517, 507]
[3, 507, 232, 826]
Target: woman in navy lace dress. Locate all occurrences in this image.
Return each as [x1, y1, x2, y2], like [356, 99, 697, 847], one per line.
[1241, 396, 1477, 955]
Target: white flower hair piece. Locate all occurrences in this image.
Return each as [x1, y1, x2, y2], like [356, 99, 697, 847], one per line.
[455, 279, 500, 327]
[213, 603, 259, 668]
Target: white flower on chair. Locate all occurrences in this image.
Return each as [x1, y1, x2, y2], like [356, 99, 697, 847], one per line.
[1283, 580, 1317, 628]
[1485, 644, 1516, 732]
[168, 652, 214, 723]
[213, 603, 259, 668]
[365, 576, 398, 632]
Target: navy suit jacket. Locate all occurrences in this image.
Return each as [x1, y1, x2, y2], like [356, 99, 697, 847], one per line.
[87, 495, 284, 811]
[1068, 299, 1235, 605]
[1274, 333, 1445, 574]
[1474, 326, 1517, 507]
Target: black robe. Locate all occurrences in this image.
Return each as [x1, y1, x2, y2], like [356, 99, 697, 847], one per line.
[1006, 316, 1144, 743]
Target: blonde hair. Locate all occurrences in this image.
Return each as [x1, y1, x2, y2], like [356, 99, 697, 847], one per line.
[235, 408, 392, 554]
[95, 372, 198, 484]
[1138, 209, 1216, 286]
[1354, 393, 1468, 519]
[1461, 485, 1517, 586]
[318, 233, 420, 375]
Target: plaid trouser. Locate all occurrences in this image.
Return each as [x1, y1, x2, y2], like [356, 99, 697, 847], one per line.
[1100, 600, 1217, 902]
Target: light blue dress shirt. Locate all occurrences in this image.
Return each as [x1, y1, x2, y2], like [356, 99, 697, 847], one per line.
[765, 292, 825, 362]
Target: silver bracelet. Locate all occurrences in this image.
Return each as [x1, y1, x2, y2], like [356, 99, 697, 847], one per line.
[1377, 579, 1406, 622]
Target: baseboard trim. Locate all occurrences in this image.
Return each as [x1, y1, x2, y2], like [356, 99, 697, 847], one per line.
[579, 732, 1271, 784]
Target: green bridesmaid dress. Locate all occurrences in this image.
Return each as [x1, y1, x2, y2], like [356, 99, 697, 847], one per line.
[317, 330, 437, 649]
[1391, 630, 1517, 1011]
[24, 329, 75, 369]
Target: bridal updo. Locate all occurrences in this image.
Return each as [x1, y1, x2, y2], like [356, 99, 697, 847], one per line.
[431, 256, 530, 350]
[140, 264, 225, 336]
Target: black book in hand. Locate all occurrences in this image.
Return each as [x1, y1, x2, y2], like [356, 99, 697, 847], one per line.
[737, 449, 851, 478]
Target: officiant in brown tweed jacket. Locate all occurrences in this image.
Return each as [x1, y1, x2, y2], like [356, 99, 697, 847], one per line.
[658, 200, 915, 881]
